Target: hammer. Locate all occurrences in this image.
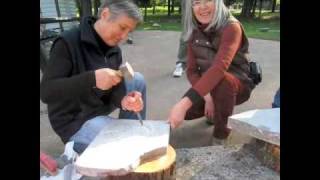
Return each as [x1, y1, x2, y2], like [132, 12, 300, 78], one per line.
[115, 61, 135, 81]
[116, 62, 144, 125]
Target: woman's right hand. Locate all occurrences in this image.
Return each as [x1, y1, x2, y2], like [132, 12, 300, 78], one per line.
[168, 97, 193, 129]
[95, 68, 122, 90]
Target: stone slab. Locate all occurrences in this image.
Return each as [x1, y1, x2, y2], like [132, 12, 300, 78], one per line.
[228, 108, 280, 146]
[75, 119, 170, 177]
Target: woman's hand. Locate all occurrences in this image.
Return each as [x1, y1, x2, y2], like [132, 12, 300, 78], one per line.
[204, 94, 214, 119]
[95, 68, 121, 90]
[168, 97, 193, 128]
[121, 91, 144, 112]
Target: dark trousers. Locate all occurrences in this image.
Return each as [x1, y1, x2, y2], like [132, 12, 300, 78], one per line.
[185, 72, 251, 139]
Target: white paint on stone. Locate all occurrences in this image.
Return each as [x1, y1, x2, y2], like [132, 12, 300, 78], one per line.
[75, 119, 170, 177]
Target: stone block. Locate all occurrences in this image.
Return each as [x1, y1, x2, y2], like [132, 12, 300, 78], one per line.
[228, 108, 280, 146]
[75, 120, 170, 177]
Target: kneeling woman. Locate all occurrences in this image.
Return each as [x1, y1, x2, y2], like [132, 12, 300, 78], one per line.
[168, 0, 256, 139]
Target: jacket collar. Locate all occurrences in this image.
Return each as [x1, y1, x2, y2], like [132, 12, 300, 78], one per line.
[79, 16, 118, 54]
[79, 16, 100, 48]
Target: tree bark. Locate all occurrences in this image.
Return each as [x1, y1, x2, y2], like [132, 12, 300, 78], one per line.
[259, 0, 263, 19]
[168, 0, 171, 16]
[171, 0, 175, 14]
[79, 0, 92, 18]
[241, 0, 255, 18]
[152, 0, 156, 15]
[93, 0, 101, 17]
[144, 6, 147, 19]
[271, 0, 277, 12]
[251, 0, 257, 17]
[224, 0, 231, 7]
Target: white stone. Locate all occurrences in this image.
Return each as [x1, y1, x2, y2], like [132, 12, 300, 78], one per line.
[75, 120, 170, 177]
[228, 108, 280, 146]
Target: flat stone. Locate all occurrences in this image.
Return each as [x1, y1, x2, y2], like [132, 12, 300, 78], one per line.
[75, 119, 170, 177]
[228, 108, 280, 146]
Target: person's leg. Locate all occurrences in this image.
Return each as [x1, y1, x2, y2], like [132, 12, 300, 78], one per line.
[173, 37, 187, 77]
[119, 72, 147, 119]
[69, 116, 115, 154]
[176, 37, 187, 66]
[175, 0, 187, 68]
[127, 32, 133, 44]
[173, 0, 187, 78]
[211, 72, 250, 139]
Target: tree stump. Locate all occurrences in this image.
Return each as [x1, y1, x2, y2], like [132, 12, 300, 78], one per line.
[103, 145, 176, 180]
[243, 139, 280, 174]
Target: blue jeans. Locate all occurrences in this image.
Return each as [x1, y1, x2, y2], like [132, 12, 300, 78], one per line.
[70, 72, 147, 153]
[272, 88, 280, 108]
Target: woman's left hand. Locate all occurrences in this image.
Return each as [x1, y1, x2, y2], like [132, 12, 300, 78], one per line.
[121, 91, 144, 112]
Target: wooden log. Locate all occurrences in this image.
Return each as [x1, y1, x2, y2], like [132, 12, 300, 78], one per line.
[103, 145, 176, 180]
[243, 139, 280, 174]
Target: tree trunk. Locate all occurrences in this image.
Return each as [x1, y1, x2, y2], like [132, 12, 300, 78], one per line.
[144, 5, 147, 20]
[79, 0, 92, 18]
[171, 0, 175, 14]
[224, 0, 231, 7]
[251, 0, 257, 17]
[152, 0, 156, 15]
[168, 0, 171, 16]
[93, 0, 101, 17]
[75, 0, 81, 17]
[259, 0, 263, 19]
[103, 145, 176, 180]
[271, 0, 277, 12]
[241, 0, 255, 18]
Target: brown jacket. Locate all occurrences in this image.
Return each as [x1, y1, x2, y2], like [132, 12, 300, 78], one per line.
[189, 16, 255, 92]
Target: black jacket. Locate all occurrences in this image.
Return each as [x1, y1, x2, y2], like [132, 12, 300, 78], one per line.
[40, 16, 126, 143]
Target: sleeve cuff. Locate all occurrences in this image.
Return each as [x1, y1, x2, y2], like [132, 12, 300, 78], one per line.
[183, 88, 203, 104]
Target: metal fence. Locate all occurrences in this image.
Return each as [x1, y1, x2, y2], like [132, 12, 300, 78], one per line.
[40, 0, 81, 72]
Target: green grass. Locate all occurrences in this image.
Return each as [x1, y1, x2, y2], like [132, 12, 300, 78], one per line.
[137, 9, 280, 41]
[136, 14, 182, 31]
[140, 6, 181, 15]
[232, 10, 280, 41]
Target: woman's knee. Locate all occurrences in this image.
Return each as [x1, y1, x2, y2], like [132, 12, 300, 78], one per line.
[214, 74, 251, 105]
[133, 72, 146, 91]
[212, 76, 237, 100]
[69, 116, 113, 144]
